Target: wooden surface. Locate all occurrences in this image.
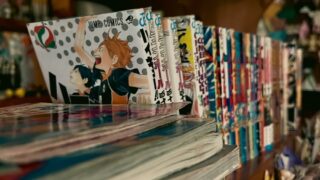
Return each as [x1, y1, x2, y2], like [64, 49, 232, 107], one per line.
[226, 131, 296, 180]
[0, 96, 51, 108]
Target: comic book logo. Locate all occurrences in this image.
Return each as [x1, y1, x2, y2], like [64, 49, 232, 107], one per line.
[170, 21, 177, 31]
[34, 25, 56, 51]
[138, 12, 147, 27]
[126, 15, 134, 24]
[155, 14, 161, 27]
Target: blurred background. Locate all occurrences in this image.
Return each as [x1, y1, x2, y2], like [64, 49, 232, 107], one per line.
[0, 0, 320, 179]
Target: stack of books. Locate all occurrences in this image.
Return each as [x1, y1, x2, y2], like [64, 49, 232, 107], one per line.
[3, 5, 300, 176]
[0, 103, 239, 179]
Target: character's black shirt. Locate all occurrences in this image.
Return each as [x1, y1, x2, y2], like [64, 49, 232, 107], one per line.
[89, 68, 139, 104]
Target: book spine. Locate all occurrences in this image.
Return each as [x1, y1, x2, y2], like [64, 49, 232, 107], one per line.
[154, 13, 173, 103]
[253, 121, 260, 157]
[263, 37, 274, 152]
[239, 32, 247, 126]
[175, 15, 203, 117]
[252, 34, 260, 158]
[287, 45, 297, 128]
[271, 40, 282, 144]
[195, 21, 209, 117]
[250, 34, 259, 159]
[200, 22, 210, 117]
[248, 121, 254, 159]
[282, 43, 288, 136]
[245, 33, 251, 125]
[296, 48, 303, 128]
[226, 29, 235, 137]
[162, 18, 185, 103]
[231, 29, 237, 129]
[258, 36, 265, 152]
[234, 31, 242, 147]
[203, 26, 216, 119]
[146, 12, 166, 104]
[239, 126, 248, 163]
[214, 27, 223, 125]
[219, 27, 228, 128]
[192, 21, 208, 117]
[140, 8, 158, 104]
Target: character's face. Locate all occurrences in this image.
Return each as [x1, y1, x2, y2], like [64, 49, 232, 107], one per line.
[94, 45, 118, 72]
[70, 68, 87, 87]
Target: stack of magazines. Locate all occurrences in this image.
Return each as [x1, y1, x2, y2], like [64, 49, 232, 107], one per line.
[0, 103, 239, 179]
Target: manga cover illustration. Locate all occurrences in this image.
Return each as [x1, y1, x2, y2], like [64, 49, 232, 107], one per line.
[27, 9, 155, 105]
[73, 17, 150, 104]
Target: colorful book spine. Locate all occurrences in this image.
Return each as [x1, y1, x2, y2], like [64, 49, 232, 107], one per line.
[245, 33, 251, 125]
[238, 33, 250, 161]
[263, 37, 274, 152]
[214, 27, 223, 125]
[173, 15, 204, 117]
[248, 34, 254, 159]
[250, 34, 260, 159]
[162, 18, 185, 103]
[234, 31, 243, 146]
[257, 36, 265, 152]
[244, 33, 251, 124]
[146, 10, 167, 104]
[226, 29, 235, 144]
[195, 21, 209, 117]
[239, 125, 248, 163]
[203, 26, 216, 119]
[154, 12, 173, 103]
[253, 35, 261, 157]
[219, 27, 228, 128]
[238, 32, 247, 127]
[230, 30, 240, 146]
[229, 128, 237, 146]
[250, 34, 258, 124]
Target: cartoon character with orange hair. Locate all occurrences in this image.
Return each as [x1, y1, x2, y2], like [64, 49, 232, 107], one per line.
[74, 16, 150, 104]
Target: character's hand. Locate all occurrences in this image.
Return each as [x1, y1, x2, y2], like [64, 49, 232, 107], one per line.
[79, 16, 96, 25]
[136, 91, 152, 104]
[74, 15, 97, 69]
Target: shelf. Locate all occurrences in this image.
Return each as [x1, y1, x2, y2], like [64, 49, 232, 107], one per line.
[0, 18, 28, 33]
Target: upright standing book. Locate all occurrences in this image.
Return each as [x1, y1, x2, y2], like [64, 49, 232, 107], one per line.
[162, 18, 185, 103]
[203, 26, 216, 119]
[219, 27, 228, 128]
[195, 21, 209, 117]
[214, 26, 223, 125]
[172, 15, 204, 117]
[153, 12, 173, 103]
[144, 8, 168, 104]
[263, 37, 274, 152]
[27, 8, 158, 105]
